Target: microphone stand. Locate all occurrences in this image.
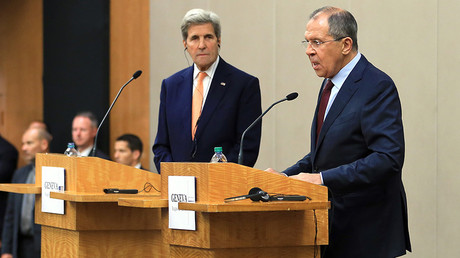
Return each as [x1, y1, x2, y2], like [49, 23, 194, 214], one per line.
[238, 92, 298, 165]
[91, 70, 142, 157]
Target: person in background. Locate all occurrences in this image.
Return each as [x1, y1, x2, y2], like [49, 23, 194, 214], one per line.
[28, 120, 53, 153]
[266, 6, 411, 257]
[153, 8, 262, 173]
[1, 127, 52, 258]
[0, 133, 18, 249]
[71, 111, 109, 160]
[27, 121, 47, 132]
[114, 134, 147, 171]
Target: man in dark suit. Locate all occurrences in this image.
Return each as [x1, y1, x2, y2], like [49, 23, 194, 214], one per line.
[266, 6, 411, 257]
[0, 135, 18, 248]
[153, 8, 262, 173]
[114, 134, 148, 171]
[2, 127, 52, 258]
[71, 111, 110, 160]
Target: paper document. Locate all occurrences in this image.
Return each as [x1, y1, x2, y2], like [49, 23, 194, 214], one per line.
[41, 166, 65, 214]
[168, 176, 196, 230]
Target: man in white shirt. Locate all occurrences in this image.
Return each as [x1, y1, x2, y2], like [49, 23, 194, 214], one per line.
[152, 9, 262, 173]
[71, 111, 109, 160]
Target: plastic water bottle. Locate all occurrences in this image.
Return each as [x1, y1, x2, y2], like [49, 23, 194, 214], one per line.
[64, 142, 78, 157]
[210, 147, 227, 163]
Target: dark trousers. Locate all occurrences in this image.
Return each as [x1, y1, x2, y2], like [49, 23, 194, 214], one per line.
[18, 233, 39, 258]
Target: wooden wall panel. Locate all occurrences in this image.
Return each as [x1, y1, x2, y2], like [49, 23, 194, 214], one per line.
[0, 0, 43, 168]
[110, 0, 151, 170]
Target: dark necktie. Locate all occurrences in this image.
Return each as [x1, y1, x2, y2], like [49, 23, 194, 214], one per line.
[316, 80, 334, 142]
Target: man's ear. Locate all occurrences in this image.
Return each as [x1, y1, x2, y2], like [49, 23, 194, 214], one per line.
[91, 127, 98, 138]
[341, 37, 353, 55]
[133, 150, 141, 162]
[40, 139, 49, 152]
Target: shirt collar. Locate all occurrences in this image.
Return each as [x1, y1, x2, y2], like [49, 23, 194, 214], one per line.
[78, 146, 93, 157]
[193, 56, 220, 79]
[330, 52, 362, 89]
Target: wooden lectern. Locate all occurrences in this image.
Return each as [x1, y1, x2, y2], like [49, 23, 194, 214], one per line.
[0, 153, 163, 257]
[0, 156, 329, 257]
[160, 162, 330, 257]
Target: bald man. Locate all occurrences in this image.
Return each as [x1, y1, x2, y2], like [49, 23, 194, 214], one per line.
[1, 128, 52, 258]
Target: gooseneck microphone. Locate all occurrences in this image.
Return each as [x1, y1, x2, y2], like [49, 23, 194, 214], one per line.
[237, 92, 298, 165]
[224, 187, 309, 202]
[91, 70, 142, 157]
[224, 187, 270, 202]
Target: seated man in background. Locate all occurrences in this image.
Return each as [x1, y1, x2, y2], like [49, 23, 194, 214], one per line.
[114, 134, 147, 171]
[2, 127, 52, 258]
[71, 111, 110, 160]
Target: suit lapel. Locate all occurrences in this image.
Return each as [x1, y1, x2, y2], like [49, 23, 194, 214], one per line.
[194, 58, 230, 139]
[314, 55, 369, 152]
[177, 67, 194, 139]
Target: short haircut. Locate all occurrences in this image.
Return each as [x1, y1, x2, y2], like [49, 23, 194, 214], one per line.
[28, 120, 53, 140]
[310, 6, 358, 51]
[181, 8, 221, 41]
[116, 134, 143, 155]
[36, 128, 53, 144]
[74, 111, 98, 128]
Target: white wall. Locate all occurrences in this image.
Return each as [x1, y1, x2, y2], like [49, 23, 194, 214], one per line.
[150, 1, 460, 256]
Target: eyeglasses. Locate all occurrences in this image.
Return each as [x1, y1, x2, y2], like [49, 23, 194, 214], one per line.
[301, 36, 346, 50]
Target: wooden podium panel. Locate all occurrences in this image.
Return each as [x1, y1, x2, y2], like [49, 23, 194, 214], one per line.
[169, 245, 316, 257]
[160, 162, 327, 203]
[41, 227, 161, 257]
[160, 162, 329, 257]
[34, 153, 160, 192]
[33, 153, 163, 257]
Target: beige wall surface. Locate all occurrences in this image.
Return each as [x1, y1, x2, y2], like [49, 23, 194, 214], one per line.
[150, 0, 460, 256]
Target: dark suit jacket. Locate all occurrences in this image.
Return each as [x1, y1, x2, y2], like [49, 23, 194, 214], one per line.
[1, 164, 41, 257]
[0, 136, 18, 236]
[284, 55, 411, 258]
[153, 58, 262, 173]
[93, 149, 110, 160]
[79, 147, 110, 160]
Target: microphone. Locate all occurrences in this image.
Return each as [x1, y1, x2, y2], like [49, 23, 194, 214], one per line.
[91, 70, 142, 157]
[224, 187, 309, 202]
[224, 187, 270, 202]
[237, 92, 298, 165]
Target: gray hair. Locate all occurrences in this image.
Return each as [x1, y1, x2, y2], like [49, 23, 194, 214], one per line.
[181, 9, 221, 41]
[75, 111, 98, 128]
[310, 6, 358, 51]
[36, 128, 53, 144]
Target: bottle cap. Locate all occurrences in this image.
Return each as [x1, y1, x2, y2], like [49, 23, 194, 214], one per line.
[214, 147, 223, 152]
[68, 142, 75, 148]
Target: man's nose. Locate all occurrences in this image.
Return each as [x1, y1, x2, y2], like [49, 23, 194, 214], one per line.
[198, 38, 206, 49]
[306, 44, 315, 56]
